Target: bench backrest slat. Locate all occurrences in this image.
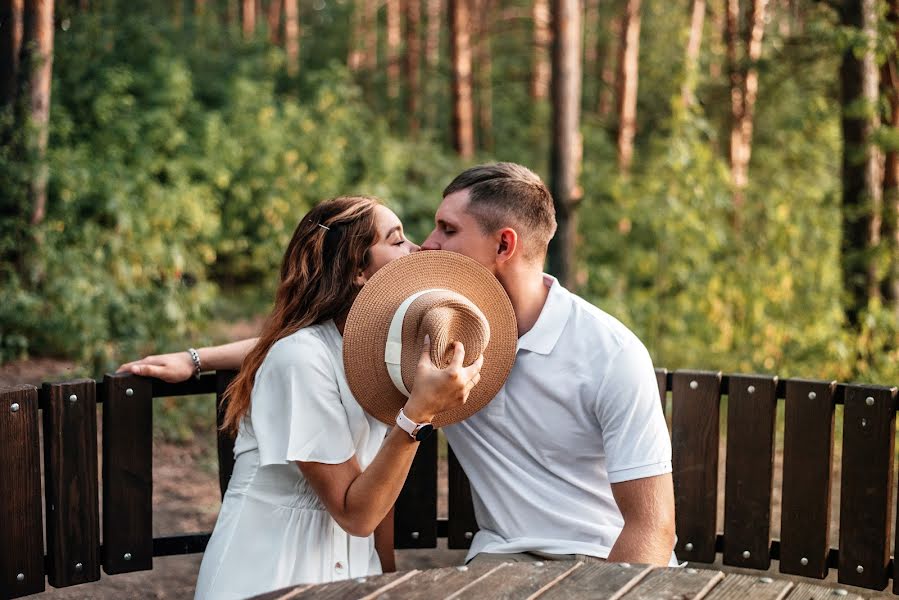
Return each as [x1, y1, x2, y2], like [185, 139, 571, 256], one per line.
[447, 444, 478, 549]
[394, 434, 438, 549]
[41, 380, 101, 587]
[837, 385, 896, 590]
[656, 368, 668, 415]
[0, 385, 45, 598]
[102, 374, 153, 574]
[215, 371, 237, 499]
[779, 379, 836, 580]
[722, 374, 777, 570]
[671, 370, 722, 564]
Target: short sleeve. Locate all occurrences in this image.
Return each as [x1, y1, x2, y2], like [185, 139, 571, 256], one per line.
[249, 335, 356, 467]
[594, 341, 672, 484]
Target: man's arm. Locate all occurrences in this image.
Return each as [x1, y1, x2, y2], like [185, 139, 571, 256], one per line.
[607, 473, 676, 565]
[117, 338, 259, 382]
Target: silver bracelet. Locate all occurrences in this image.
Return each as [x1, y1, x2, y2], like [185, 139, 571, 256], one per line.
[187, 348, 202, 380]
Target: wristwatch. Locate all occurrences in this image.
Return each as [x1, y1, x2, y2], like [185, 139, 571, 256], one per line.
[396, 408, 435, 441]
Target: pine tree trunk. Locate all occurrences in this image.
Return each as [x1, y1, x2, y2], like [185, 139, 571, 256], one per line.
[22, 0, 54, 227]
[266, 0, 282, 45]
[583, 0, 600, 83]
[0, 0, 24, 111]
[425, 0, 442, 130]
[284, 0, 298, 76]
[882, 0, 899, 316]
[404, 0, 421, 136]
[387, 0, 402, 100]
[840, 0, 883, 326]
[727, 0, 768, 225]
[474, 0, 494, 151]
[449, 0, 474, 157]
[597, 11, 619, 118]
[242, 0, 255, 39]
[364, 0, 378, 71]
[348, 2, 364, 71]
[547, 0, 582, 288]
[681, 0, 705, 108]
[616, 0, 641, 173]
[426, 0, 442, 69]
[531, 0, 551, 100]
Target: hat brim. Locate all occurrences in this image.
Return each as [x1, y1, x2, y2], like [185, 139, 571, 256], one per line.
[343, 250, 517, 427]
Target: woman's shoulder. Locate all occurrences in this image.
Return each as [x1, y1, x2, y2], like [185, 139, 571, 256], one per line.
[265, 321, 339, 369]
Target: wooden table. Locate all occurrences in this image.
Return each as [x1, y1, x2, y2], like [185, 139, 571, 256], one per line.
[250, 560, 869, 599]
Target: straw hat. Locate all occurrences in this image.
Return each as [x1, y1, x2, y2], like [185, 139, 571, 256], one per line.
[343, 251, 518, 428]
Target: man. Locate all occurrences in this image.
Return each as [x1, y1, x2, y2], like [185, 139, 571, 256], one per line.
[120, 162, 676, 566]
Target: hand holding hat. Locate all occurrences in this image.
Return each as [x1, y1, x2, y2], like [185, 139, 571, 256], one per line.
[402, 335, 485, 424]
[343, 251, 518, 428]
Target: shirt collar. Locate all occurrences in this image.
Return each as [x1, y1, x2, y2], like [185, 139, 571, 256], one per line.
[516, 274, 571, 355]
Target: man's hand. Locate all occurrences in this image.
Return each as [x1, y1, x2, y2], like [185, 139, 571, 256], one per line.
[117, 352, 196, 383]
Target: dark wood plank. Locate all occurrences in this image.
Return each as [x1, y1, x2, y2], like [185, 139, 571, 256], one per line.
[785, 582, 864, 599]
[671, 370, 723, 563]
[535, 562, 653, 600]
[216, 370, 238, 499]
[0, 385, 45, 598]
[374, 562, 500, 599]
[703, 573, 793, 600]
[42, 380, 101, 587]
[723, 374, 777, 570]
[447, 442, 478, 549]
[656, 368, 668, 415]
[618, 567, 724, 599]
[837, 384, 896, 590]
[443, 560, 576, 599]
[394, 432, 437, 549]
[102, 373, 153, 574]
[291, 570, 411, 599]
[779, 379, 836, 580]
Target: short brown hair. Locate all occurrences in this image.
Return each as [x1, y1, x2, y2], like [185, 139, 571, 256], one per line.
[443, 162, 556, 261]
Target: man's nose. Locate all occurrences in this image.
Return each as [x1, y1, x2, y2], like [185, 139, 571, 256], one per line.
[420, 232, 440, 250]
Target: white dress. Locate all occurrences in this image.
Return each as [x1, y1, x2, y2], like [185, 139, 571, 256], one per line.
[194, 321, 390, 600]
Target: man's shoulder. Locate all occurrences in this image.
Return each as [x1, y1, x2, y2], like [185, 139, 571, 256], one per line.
[561, 291, 646, 354]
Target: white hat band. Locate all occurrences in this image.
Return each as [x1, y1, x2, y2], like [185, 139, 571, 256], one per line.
[384, 288, 450, 397]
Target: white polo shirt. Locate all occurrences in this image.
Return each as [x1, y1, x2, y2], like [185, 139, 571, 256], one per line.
[443, 275, 675, 565]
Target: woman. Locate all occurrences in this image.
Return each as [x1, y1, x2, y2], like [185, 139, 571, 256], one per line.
[124, 197, 482, 599]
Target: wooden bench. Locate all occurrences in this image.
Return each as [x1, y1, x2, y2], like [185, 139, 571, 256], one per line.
[1, 369, 897, 598]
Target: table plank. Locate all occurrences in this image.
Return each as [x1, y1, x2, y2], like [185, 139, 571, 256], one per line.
[289, 571, 413, 600]
[703, 573, 792, 600]
[618, 567, 724, 600]
[374, 563, 501, 599]
[445, 561, 577, 599]
[785, 582, 865, 599]
[535, 562, 653, 600]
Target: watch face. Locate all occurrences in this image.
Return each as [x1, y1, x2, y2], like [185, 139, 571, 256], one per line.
[415, 424, 435, 441]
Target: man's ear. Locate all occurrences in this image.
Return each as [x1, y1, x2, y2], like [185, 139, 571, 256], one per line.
[496, 228, 519, 264]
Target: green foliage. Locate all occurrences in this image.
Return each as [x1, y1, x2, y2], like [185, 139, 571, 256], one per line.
[0, 8, 457, 380]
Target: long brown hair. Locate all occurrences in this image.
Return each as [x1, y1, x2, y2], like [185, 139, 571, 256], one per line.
[221, 196, 382, 436]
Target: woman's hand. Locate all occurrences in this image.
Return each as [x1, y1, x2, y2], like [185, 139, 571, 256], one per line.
[403, 335, 484, 423]
[116, 351, 195, 382]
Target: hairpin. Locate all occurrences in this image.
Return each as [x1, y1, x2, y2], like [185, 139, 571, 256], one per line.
[318, 223, 331, 231]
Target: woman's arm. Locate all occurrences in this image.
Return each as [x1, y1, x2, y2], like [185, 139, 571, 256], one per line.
[374, 507, 396, 572]
[117, 338, 259, 382]
[298, 338, 482, 538]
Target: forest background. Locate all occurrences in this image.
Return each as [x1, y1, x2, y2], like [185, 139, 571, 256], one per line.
[2, 0, 899, 437]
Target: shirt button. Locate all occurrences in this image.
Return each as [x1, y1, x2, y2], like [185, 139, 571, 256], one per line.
[335, 561, 345, 573]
